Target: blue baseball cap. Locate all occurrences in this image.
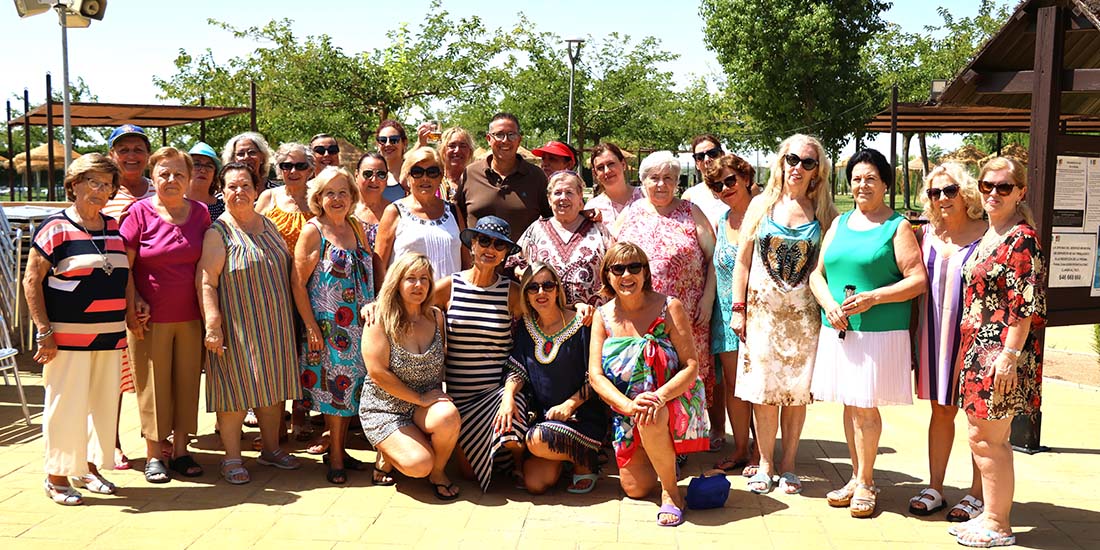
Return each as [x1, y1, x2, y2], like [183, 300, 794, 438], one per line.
[108, 124, 150, 149]
[188, 142, 221, 170]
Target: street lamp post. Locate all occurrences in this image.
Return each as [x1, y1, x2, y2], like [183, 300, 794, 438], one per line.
[565, 37, 585, 147]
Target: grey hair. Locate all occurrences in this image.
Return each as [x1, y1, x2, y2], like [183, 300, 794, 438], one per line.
[221, 131, 275, 178]
[639, 150, 681, 182]
[274, 142, 315, 167]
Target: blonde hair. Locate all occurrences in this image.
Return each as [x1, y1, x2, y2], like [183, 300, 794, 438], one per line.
[518, 262, 567, 319]
[376, 254, 436, 338]
[64, 153, 120, 201]
[306, 166, 359, 216]
[979, 156, 1034, 226]
[399, 146, 444, 185]
[148, 146, 193, 178]
[437, 126, 475, 164]
[740, 134, 838, 244]
[920, 162, 985, 227]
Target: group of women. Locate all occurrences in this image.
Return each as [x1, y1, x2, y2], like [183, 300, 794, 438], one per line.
[25, 121, 1045, 545]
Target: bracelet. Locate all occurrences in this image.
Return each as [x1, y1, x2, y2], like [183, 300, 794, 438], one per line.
[731, 302, 746, 313]
[1003, 346, 1022, 357]
[35, 328, 54, 342]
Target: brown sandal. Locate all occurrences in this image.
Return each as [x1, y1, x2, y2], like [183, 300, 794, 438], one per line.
[826, 478, 857, 507]
[850, 483, 879, 518]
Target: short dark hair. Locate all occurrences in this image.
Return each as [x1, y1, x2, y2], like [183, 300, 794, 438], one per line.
[845, 148, 893, 190]
[691, 134, 722, 152]
[489, 112, 521, 133]
[310, 133, 335, 145]
[356, 151, 388, 171]
[218, 161, 261, 192]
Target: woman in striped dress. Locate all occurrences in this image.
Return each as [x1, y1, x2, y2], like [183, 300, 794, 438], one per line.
[908, 163, 987, 520]
[198, 163, 302, 484]
[433, 216, 527, 492]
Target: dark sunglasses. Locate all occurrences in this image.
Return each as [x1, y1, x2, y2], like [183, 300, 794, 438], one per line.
[692, 147, 722, 162]
[524, 281, 557, 294]
[409, 166, 443, 179]
[926, 184, 960, 200]
[312, 144, 340, 156]
[475, 235, 510, 251]
[360, 169, 388, 180]
[608, 262, 646, 276]
[784, 153, 819, 171]
[978, 180, 1021, 196]
[278, 161, 310, 172]
[376, 135, 403, 145]
[707, 174, 741, 192]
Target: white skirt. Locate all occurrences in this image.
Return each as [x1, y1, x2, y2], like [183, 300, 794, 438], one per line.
[811, 326, 913, 408]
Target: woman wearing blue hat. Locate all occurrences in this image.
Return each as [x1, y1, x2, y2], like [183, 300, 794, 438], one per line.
[186, 142, 224, 219]
[429, 215, 527, 492]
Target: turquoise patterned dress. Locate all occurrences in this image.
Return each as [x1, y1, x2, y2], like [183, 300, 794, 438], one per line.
[711, 210, 740, 354]
[299, 221, 375, 417]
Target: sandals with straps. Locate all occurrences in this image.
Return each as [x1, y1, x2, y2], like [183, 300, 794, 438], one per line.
[850, 483, 879, 518]
[220, 459, 251, 485]
[908, 487, 946, 516]
[44, 479, 83, 506]
[948, 495, 985, 523]
[827, 478, 857, 507]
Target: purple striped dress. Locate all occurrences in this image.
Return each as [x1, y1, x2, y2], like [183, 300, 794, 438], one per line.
[915, 226, 981, 406]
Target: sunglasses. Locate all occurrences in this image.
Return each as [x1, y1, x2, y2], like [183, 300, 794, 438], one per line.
[978, 180, 1021, 196]
[926, 184, 960, 200]
[692, 146, 722, 162]
[376, 135, 404, 145]
[312, 144, 340, 156]
[475, 235, 510, 251]
[278, 161, 310, 172]
[524, 281, 558, 294]
[409, 166, 443, 179]
[360, 169, 388, 180]
[784, 153, 819, 171]
[608, 262, 646, 276]
[707, 174, 741, 192]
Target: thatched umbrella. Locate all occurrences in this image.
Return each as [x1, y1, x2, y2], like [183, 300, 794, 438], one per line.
[335, 138, 365, 169]
[907, 157, 927, 171]
[11, 142, 81, 174]
[473, 146, 538, 162]
[978, 143, 1028, 166]
[940, 144, 986, 165]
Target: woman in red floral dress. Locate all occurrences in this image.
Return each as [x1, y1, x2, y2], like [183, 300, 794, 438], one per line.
[954, 157, 1046, 548]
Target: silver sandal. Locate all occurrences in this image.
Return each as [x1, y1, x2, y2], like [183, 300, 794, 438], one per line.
[44, 479, 83, 506]
[71, 472, 117, 495]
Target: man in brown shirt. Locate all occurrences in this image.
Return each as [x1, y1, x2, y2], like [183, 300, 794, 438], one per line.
[455, 112, 551, 238]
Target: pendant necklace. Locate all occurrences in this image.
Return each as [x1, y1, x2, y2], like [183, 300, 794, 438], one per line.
[75, 212, 114, 275]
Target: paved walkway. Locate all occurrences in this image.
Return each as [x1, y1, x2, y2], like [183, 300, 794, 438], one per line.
[0, 364, 1097, 549]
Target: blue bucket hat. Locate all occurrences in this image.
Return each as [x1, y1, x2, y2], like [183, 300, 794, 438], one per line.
[188, 142, 221, 170]
[108, 124, 150, 149]
[459, 215, 521, 255]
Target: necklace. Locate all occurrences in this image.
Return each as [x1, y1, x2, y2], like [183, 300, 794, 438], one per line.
[71, 210, 113, 275]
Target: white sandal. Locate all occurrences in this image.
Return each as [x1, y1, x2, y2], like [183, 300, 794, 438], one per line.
[947, 495, 984, 523]
[908, 487, 945, 516]
[71, 472, 117, 495]
[44, 479, 83, 506]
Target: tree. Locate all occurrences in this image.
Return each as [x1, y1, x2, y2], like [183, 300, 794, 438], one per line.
[699, 0, 890, 153]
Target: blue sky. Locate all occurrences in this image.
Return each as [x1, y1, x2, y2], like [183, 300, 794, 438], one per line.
[0, 0, 1004, 154]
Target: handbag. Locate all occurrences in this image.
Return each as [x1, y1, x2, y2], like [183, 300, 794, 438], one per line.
[686, 470, 731, 510]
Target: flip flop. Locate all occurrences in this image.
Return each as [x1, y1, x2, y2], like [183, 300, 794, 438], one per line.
[713, 456, 749, 473]
[908, 487, 946, 516]
[371, 462, 396, 486]
[566, 473, 599, 494]
[323, 452, 369, 471]
[169, 455, 204, 478]
[747, 471, 774, 494]
[742, 464, 760, 478]
[114, 452, 131, 471]
[777, 472, 802, 495]
[657, 503, 685, 527]
[955, 527, 1016, 548]
[144, 458, 171, 484]
[432, 482, 460, 501]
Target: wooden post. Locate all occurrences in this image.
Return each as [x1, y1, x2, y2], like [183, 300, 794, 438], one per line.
[996, 131, 1003, 155]
[6, 100, 13, 201]
[46, 73, 55, 201]
[23, 89, 31, 201]
[161, 128, 167, 147]
[1018, 4, 1064, 454]
[200, 95, 206, 143]
[889, 84, 898, 210]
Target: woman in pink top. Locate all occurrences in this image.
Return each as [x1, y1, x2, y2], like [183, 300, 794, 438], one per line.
[120, 147, 211, 484]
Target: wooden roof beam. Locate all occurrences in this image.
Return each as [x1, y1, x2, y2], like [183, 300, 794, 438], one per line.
[975, 69, 1100, 93]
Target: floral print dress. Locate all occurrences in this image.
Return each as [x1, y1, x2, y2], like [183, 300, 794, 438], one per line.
[299, 220, 375, 417]
[599, 299, 709, 467]
[957, 223, 1046, 420]
[617, 200, 714, 402]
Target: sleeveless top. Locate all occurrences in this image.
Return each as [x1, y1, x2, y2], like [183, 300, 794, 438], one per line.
[391, 201, 462, 278]
[444, 274, 513, 395]
[264, 202, 314, 251]
[821, 210, 909, 332]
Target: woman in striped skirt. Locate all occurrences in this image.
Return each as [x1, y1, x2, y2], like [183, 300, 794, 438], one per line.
[198, 163, 302, 484]
[432, 216, 527, 492]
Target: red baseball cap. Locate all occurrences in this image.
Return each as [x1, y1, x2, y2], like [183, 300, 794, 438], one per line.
[531, 141, 575, 161]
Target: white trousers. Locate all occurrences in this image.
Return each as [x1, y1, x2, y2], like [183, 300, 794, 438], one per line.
[43, 349, 122, 477]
